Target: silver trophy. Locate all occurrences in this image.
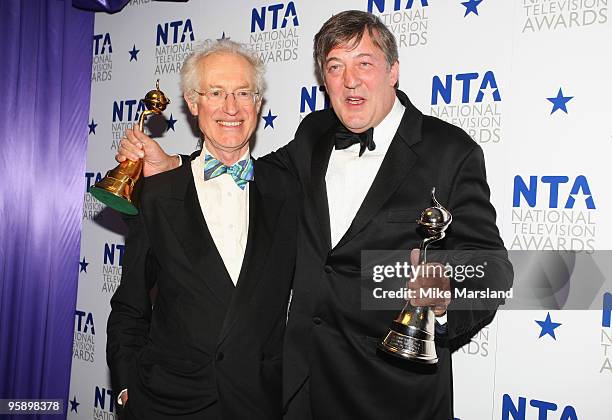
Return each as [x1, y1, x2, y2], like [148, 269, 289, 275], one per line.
[378, 188, 452, 363]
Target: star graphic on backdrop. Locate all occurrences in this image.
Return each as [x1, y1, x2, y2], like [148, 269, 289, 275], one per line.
[79, 257, 89, 273]
[166, 113, 177, 131]
[129, 44, 140, 62]
[547, 88, 573, 114]
[262, 110, 277, 129]
[217, 32, 230, 41]
[477, 85, 500, 101]
[88, 119, 97, 135]
[535, 312, 562, 339]
[70, 396, 80, 413]
[461, 0, 483, 16]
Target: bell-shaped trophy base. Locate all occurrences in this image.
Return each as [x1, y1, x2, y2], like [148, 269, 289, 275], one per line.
[378, 321, 438, 364]
[89, 159, 143, 215]
[90, 186, 138, 215]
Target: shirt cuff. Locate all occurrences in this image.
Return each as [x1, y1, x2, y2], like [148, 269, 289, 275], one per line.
[435, 313, 448, 336]
[117, 389, 127, 405]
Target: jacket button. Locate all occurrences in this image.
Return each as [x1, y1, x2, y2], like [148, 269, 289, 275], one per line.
[324, 265, 333, 273]
[216, 352, 224, 361]
[313, 317, 323, 325]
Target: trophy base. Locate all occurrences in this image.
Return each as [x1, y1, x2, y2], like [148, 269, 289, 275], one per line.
[90, 187, 138, 215]
[378, 325, 438, 364]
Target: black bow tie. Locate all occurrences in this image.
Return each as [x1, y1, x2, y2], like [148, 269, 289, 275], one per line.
[334, 126, 375, 157]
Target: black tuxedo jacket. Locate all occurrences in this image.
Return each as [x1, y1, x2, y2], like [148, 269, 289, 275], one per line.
[264, 90, 513, 419]
[106, 151, 299, 419]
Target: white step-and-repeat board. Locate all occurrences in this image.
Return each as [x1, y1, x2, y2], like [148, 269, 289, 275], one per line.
[72, 1, 612, 419]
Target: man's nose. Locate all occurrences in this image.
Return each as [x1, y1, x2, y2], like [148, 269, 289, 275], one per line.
[343, 67, 361, 89]
[222, 93, 239, 114]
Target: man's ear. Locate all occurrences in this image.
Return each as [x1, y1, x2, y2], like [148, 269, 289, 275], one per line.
[255, 99, 262, 115]
[184, 93, 198, 116]
[389, 60, 399, 87]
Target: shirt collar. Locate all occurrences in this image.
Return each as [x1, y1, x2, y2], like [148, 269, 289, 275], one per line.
[371, 96, 405, 152]
[196, 142, 251, 167]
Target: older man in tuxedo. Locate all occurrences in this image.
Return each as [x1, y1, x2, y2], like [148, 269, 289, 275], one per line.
[116, 11, 512, 420]
[106, 40, 299, 419]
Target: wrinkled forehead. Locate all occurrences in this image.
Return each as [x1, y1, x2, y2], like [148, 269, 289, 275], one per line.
[198, 53, 256, 88]
[325, 30, 383, 60]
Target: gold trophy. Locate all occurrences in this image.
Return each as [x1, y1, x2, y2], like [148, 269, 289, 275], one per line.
[378, 188, 452, 363]
[90, 80, 170, 215]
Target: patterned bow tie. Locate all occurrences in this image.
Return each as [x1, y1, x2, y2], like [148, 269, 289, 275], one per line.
[334, 126, 375, 157]
[204, 155, 254, 190]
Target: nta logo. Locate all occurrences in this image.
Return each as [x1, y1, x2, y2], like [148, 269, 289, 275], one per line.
[513, 176, 596, 209]
[74, 310, 95, 334]
[604, 292, 611, 328]
[367, 0, 429, 13]
[112, 99, 146, 123]
[104, 243, 125, 266]
[300, 85, 329, 114]
[251, 2, 299, 32]
[94, 387, 116, 413]
[93, 33, 112, 55]
[432, 71, 501, 105]
[104, 244, 125, 266]
[85, 172, 103, 193]
[156, 19, 195, 46]
[502, 394, 577, 420]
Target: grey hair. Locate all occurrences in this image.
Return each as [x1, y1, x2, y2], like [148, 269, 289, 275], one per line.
[313, 10, 398, 82]
[180, 39, 265, 104]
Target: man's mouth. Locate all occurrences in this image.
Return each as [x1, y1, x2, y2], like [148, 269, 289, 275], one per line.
[217, 120, 243, 127]
[346, 96, 365, 105]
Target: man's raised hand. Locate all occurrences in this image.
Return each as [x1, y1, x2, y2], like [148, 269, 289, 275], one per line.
[115, 126, 179, 177]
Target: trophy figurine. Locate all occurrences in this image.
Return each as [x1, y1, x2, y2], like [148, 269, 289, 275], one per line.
[89, 79, 170, 215]
[378, 188, 452, 363]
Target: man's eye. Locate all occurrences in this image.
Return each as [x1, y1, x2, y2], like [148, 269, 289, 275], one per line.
[360, 62, 372, 67]
[327, 65, 339, 72]
[209, 91, 223, 97]
[236, 91, 251, 98]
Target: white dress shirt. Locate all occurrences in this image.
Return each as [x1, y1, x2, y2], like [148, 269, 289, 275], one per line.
[191, 143, 250, 285]
[326, 97, 404, 248]
[325, 98, 447, 324]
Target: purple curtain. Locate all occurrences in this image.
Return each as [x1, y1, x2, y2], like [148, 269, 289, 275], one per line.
[0, 0, 95, 417]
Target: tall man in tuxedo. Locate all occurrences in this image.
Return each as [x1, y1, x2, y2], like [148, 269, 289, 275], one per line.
[116, 11, 512, 419]
[106, 40, 299, 419]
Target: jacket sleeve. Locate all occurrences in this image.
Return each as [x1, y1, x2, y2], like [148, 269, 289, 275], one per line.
[260, 110, 338, 181]
[259, 138, 300, 180]
[443, 144, 514, 351]
[106, 211, 156, 391]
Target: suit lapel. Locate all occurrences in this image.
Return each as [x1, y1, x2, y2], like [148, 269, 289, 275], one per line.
[310, 126, 336, 251]
[335, 91, 423, 249]
[217, 173, 284, 345]
[158, 156, 234, 305]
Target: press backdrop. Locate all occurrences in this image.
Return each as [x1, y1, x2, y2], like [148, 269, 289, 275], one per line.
[72, 1, 612, 419]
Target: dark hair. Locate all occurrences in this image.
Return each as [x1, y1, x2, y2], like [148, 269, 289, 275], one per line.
[313, 10, 398, 80]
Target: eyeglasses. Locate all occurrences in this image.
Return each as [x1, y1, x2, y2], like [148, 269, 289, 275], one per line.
[193, 88, 260, 105]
